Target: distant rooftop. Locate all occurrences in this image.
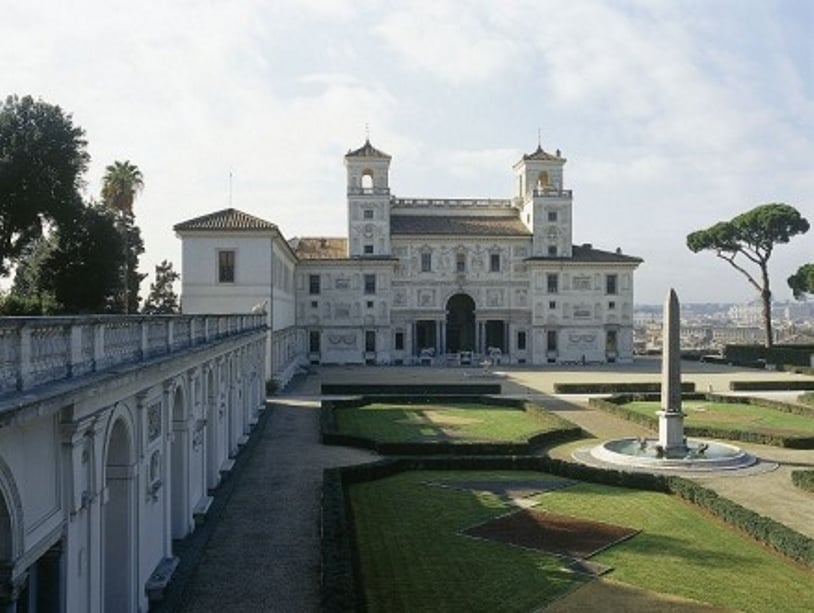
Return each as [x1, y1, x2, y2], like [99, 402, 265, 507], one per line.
[174, 208, 277, 232]
[345, 138, 391, 159]
[527, 244, 643, 263]
[290, 237, 348, 259]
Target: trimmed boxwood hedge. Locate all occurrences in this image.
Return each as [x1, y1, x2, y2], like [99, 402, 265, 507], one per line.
[729, 380, 814, 391]
[321, 383, 501, 395]
[321, 457, 814, 608]
[705, 393, 814, 417]
[554, 381, 696, 394]
[667, 477, 813, 567]
[724, 344, 814, 368]
[588, 394, 814, 449]
[791, 469, 814, 493]
[321, 396, 583, 455]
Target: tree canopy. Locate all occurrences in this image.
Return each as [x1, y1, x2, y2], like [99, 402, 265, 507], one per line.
[143, 260, 181, 314]
[0, 95, 89, 275]
[687, 203, 810, 347]
[788, 263, 814, 300]
[102, 160, 143, 216]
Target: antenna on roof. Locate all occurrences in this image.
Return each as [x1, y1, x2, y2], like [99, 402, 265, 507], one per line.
[537, 127, 542, 149]
[365, 122, 370, 141]
[229, 171, 233, 208]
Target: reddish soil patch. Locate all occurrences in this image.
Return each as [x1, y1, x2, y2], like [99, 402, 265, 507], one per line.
[463, 509, 638, 559]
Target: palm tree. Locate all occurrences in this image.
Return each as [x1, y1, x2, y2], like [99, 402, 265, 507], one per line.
[101, 160, 144, 313]
[101, 160, 143, 215]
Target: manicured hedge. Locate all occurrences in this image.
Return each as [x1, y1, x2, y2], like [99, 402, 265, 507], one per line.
[791, 469, 814, 493]
[729, 380, 814, 391]
[724, 344, 814, 367]
[588, 395, 814, 449]
[321, 397, 583, 455]
[554, 382, 696, 394]
[321, 383, 501, 395]
[321, 468, 358, 613]
[667, 477, 813, 567]
[705, 393, 814, 417]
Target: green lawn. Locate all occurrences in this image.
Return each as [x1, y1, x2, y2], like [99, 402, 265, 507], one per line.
[350, 471, 814, 613]
[335, 402, 565, 443]
[623, 400, 814, 436]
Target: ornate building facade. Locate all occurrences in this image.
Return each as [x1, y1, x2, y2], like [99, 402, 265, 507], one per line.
[176, 140, 642, 382]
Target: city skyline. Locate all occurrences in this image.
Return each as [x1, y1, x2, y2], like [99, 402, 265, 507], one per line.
[2, 0, 811, 304]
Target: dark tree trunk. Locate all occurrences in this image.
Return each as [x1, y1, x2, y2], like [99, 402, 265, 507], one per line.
[760, 264, 773, 348]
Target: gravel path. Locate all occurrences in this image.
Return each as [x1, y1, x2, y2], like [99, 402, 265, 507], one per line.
[176, 399, 377, 612]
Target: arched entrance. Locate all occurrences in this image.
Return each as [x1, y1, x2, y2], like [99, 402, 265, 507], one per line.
[446, 294, 476, 353]
[103, 418, 135, 613]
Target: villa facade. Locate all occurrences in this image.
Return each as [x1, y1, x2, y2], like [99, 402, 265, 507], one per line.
[175, 140, 642, 385]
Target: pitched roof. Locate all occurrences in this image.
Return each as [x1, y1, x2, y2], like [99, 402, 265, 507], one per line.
[290, 237, 348, 260]
[390, 215, 531, 237]
[527, 244, 643, 263]
[345, 139, 391, 159]
[174, 208, 278, 232]
[522, 144, 564, 162]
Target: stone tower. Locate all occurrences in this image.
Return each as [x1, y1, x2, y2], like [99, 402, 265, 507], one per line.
[512, 144, 573, 258]
[344, 139, 392, 257]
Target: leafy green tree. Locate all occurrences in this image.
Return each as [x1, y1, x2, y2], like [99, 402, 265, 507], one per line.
[687, 203, 810, 347]
[4, 203, 126, 314]
[143, 260, 181, 314]
[101, 160, 143, 216]
[788, 263, 814, 300]
[0, 94, 88, 275]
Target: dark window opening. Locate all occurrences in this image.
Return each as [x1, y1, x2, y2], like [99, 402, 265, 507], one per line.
[218, 250, 235, 283]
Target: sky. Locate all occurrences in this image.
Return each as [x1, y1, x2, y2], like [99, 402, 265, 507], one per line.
[2, 0, 812, 305]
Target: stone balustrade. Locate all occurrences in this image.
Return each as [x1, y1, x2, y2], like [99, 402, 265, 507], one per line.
[392, 197, 514, 209]
[0, 314, 266, 396]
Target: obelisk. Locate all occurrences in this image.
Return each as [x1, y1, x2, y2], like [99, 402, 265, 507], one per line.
[658, 288, 685, 451]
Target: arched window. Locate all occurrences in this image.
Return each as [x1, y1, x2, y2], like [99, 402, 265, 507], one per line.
[361, 170, 374, 190]
[537, 171, 550, 189]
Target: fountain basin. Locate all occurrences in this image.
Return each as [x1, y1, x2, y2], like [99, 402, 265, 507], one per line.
[589, 437, 756, 471]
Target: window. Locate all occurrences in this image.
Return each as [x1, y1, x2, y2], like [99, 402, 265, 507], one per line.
[395, 331, 404, 350]
[365, 330, 376, 352]
[364, 244, 374, 254]
[547, 273, 558, 293]
[548, 300, 557, 309]
[363, 209, 374, 219]
[366, 300, 374, 309]
[547, 211, 557, 222]
[547, 245, 557, 256]
[608, 301, 616, 310]
[309, 331, 320, 353]
[364, 274, 376, 294]
[218, 250, 235, 283]
[517, 331, 527, 351]
[606, 274, 618, 295]
[546, 330, 558, 352]
[421, 252, 432, 272]
[310, 300, 318, 309]
[456, 252, 466, 273]
[489, 253, 500, 272]
[309, 274, 320, 295]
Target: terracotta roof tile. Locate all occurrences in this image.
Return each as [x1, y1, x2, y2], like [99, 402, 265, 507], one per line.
[522, 144, 565, 162]
[174, 208, 277, 232]
[391, 215, 531, 237]
[291, 237, 348, 259]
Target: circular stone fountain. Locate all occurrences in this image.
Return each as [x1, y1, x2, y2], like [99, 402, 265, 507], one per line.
[575, 289, 763, 475]
[588, 437, 756, 472]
